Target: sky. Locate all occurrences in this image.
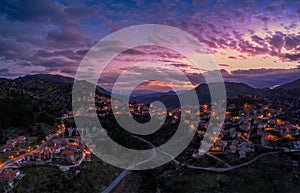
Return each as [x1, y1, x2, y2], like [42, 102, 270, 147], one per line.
[0, 0, 299, 90]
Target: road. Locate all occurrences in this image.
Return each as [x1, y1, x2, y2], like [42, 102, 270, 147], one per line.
[101, 135, 300, 193]
[101, 136, 156, 193]
[101, 169, 131, 193]
[183, 151, 282, 171]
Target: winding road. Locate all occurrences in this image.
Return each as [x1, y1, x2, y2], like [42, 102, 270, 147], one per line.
[101, 135, 300, 192]
[101, 137, 156, 193]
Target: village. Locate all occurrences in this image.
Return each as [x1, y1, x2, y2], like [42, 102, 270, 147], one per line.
[192, 97, 300, 166]
[0, 115, 92, 192]
[0, 94, 300, 192]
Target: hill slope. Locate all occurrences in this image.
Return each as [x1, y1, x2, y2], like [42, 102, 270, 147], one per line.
[277, 78, 300, 90]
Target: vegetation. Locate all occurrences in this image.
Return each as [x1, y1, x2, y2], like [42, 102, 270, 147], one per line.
[0, 96, 37, 129]
[14, 156, 121, 193]
[135, 152, 300, 193]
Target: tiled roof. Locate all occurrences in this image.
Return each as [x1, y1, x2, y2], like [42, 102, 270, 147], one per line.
[61, 150, 74, 155]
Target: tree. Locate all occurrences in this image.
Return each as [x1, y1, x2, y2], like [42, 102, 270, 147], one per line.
[0, 112, 9, 130]
[0, 130, 4, 144]
[37, 124, 42, 134]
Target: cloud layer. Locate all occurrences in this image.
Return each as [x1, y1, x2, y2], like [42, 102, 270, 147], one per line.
[0, 0, 299, 88]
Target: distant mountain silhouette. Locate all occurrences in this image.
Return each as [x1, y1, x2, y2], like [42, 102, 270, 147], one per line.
[15, 74, 110, 95]
[0, 78, 9, 81]
[0, 73, 299, 109]
[194, 82, 264, 101]
[16, 74, 74, 83]
[277, 78, 300, 90]
[121, 79, 300, 107]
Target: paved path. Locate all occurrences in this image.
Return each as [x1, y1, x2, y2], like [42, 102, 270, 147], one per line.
[101, 136, 156, 193]
[182, 151, 282, 172]
[101, 136, 300, 193]
[101, 169, 131, 193]
[206, 152, 232, 168]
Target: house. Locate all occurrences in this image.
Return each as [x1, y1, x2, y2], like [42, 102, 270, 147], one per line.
[238, 141, 255, 152]
[212, 140, 227, 151]
[280, 126, 299, 136]
[31, 152, 40, 161]
[36, 155, 42, 162]
[61, 150, 74, 161]
[67, 143, 79, 152]
[51, 146, 61, 154]
[0, 144, 14, 153]
[283, 134, 293, 140]
[240, 121, 251, 131]
[228, 104, 235, 110]
[257, 123, 264, 129]
[229, 144, 237, 153]
[252, 118, 259, 125]
[40, 147, 52, 160]
[231, 139, 239, 146]
[290, 127, 299, 136]
[0, 170, 20, 192]
[0, 170, 20, 181]
[229, 127, 236, 132]
[230, 131, 241, 139]
[6, 139, 17, 147]
[262, 116, 269, 122]
[280, 127, 289, 135]
[84, 149, 91, 162]
[171, 115, 179, 124]
[24, 154, 31, 161]
[220, 130, 229, 138]
[239, 150, 246, 158]
[73, 136, 82, 143]
[16, 136, 26, 144]
[261, 133, 277, 146]
[268, 119, 276, 125]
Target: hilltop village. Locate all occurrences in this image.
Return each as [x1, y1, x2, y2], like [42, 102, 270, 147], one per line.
[0, 94, 300, 192]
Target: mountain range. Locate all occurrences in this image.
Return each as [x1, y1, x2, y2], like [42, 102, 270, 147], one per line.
[1, 74, 300, 109]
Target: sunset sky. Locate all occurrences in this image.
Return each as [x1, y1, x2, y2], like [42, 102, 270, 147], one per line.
[0, 0, 299, 89]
